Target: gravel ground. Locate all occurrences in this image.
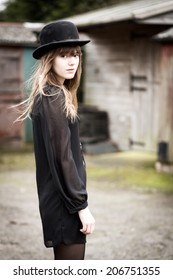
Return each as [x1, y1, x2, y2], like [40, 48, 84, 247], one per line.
[0, 157, 173, 260]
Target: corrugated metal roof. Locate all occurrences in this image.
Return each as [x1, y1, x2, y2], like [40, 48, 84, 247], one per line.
[0, 22, 38, 46]
[64, 0, 173, 28]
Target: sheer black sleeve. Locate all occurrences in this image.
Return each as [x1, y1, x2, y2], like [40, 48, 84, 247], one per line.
[41, 87, 88, 214]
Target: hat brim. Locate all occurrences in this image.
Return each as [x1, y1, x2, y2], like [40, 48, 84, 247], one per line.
[33, 39, 90, 59]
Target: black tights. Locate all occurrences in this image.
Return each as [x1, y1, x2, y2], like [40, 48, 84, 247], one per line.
[53, 243, 85, 260]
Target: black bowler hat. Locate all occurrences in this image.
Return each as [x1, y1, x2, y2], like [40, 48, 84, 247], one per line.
[33, 21, 90, 59]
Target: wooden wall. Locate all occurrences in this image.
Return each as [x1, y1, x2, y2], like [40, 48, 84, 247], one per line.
[0, 46, 35, 148]
[83, 23, 168, 154]
[84, 24, 132, 150]
[0, 47, 23, 147]
[159, 45, 173, 162]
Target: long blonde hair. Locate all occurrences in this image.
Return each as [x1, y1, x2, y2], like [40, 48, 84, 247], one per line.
[15, 46, 82, 122]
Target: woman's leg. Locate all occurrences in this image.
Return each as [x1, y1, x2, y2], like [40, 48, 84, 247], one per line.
[53, 243, 85, 260]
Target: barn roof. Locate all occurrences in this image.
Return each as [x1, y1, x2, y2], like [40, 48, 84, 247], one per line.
[1, 0, 173, 46]
[153, 27, 173, 41]
[0, 22, 39, 46]
[64, 0, 173, 28]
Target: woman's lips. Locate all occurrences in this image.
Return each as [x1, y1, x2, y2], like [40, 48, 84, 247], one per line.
[66, 69, 75, 72]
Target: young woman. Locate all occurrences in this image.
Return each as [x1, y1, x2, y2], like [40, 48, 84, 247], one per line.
[17, 21, 95, 260]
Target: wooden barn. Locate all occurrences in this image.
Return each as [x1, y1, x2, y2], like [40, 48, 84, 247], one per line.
[2, 0, 173, 163]
[65, 0, 173, 161]
[0, 22, 40, 148]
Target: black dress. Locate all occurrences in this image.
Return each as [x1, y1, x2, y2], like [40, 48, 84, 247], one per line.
[31, 85, 88, 247]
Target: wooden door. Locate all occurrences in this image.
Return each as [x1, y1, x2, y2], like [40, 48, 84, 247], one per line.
[130, 38, 155, 151]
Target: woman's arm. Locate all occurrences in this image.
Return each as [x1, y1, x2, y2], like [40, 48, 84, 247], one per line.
[41, 88, 88, 214]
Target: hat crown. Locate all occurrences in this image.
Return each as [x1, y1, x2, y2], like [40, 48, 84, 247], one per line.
[33, 20, 90, 59]
[39, 21, 80, 45]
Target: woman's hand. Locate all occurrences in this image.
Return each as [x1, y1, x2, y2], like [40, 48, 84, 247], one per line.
[78, 207, 95, 235]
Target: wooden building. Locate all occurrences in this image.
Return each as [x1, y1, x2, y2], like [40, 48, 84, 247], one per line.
[0, 22, 40, 147]
[65, 0, 173, 161]
[2, 0, 173, 162]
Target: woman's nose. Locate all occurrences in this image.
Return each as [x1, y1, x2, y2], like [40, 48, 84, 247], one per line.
[68, 56, 75, 65]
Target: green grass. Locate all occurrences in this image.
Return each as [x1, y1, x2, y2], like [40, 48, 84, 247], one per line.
[86, 151, 173, 192]
[1, 150, 173, 192]
[0, 149, 35, 171]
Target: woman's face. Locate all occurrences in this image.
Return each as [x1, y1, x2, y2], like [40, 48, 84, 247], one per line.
[52, 49, 80, 84]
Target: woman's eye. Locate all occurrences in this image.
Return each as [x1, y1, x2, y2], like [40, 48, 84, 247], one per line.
[60, 54, 79, 58]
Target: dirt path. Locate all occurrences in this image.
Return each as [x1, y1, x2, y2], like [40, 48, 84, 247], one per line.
[0, 165, 173, 260]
